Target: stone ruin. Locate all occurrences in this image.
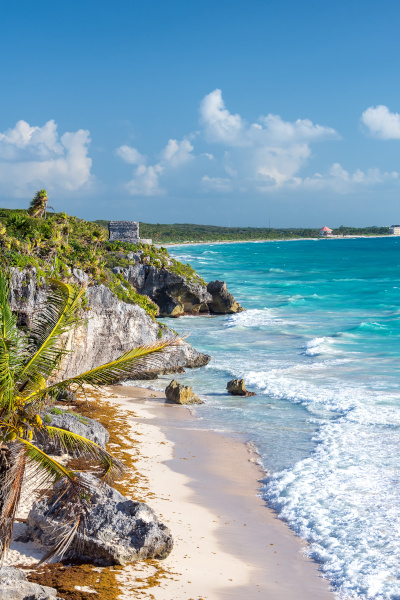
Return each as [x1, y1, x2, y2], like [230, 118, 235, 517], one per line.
[108, 221, 152, 245]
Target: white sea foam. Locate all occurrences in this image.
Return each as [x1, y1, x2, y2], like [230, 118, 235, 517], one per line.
[302, 336, 328, 356]
[266, 409, 400, 599]
[224, 308, 285, 328]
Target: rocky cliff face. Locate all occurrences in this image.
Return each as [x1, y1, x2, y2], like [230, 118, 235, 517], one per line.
[112, 255, 244, 317]
[10, 268, 210, 380]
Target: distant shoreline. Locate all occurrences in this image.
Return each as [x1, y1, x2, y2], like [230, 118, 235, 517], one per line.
[160, 234, 396, 248]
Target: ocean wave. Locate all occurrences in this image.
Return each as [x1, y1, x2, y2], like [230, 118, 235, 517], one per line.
[303, 337, 326, 356]
[265, 412, 400, 599]
[224, 308, 284, 328]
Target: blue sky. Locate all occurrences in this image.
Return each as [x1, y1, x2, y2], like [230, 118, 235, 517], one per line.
[1, 0, 400, 226]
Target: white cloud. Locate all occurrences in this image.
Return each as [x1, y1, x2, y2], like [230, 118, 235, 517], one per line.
[118, 137, 194, 196]
[361, 105, 400, 140]
[125, 164, 164, 196]
[116, 91, 399, 200]
[199, 89, 339, 186]
[0, 120, 92, 196]
[116, 145, 145, 165]
[162, 138, 194, 167]
[300, 163, 399, 192]
[200, 89, 244, 145]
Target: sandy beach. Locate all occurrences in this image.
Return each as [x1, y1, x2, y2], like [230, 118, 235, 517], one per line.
[107, 385, 335, 599]
[161, 234, 394, 248]
[7, 384, 335, 599]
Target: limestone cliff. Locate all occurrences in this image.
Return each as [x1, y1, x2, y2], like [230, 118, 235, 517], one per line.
[112, 254, 244, 317]
[10, 268, 210, 380]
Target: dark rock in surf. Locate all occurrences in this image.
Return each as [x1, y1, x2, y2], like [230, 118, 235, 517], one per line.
[207, 280, 245, 314]
[226, 379, 256, 397]
[165, 380, 203, 404]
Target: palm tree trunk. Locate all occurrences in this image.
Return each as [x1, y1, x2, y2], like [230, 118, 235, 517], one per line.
[0, 443, 11, 513]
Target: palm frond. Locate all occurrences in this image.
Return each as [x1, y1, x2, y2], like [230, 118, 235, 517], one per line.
[18, 280, 86, 391]
[36, 474, 95, 564]
[44, 337, 183, 392]
[44, 426, 124, 482]
[18, 437, 76, 487]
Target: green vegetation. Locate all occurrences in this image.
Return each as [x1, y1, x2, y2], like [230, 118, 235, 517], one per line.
[28, 189, 52, 219]
[0, 272, 180, 562]
[95, 220, 391, 244]
[0, 206, 207, 315]
[0, 207, 187, 318]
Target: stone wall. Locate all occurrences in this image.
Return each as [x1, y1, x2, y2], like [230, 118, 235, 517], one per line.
[108, 221, 152, 245]
[109, 221, 140, 243]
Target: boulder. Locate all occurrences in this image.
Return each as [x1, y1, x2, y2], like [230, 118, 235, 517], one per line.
[26, 473, 173, 566]
[207, 280, 245, 314]
[0, 567, 62, 600]
[35, 410, 109, 456]
[227, 379, 256, 397]
[165, 380, 203, 404]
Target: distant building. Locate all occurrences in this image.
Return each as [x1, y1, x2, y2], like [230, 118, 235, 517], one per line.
[108, 221, 152, 245]
[390, 225, 400, 235]
[320, 226, 333, 236]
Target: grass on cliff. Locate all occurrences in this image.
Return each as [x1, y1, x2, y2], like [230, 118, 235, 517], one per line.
[0, 208, 204, 317]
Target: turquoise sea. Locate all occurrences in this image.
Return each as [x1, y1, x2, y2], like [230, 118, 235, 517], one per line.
[153, 237, 400, 599]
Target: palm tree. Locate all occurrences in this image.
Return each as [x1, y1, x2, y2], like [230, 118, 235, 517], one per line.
[28, 190, 53, 219]
[0, 272, 180, 562]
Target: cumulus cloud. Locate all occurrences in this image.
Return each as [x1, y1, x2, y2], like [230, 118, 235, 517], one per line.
[125, 164, 164, 196]
[200, 89, 339, 187]
[300, 163, 399, 193]
[361, 105, 400, 140]
[117, 137, 194, 195]
[200, 89, 244, 145]
[161, 138, 194, 167]
[0, 120, 92, 196]
[116, 91, 399, 199]
[116, 145, 145, 165]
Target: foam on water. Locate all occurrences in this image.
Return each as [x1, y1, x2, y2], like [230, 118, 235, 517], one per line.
[158, 238, 400, 599]
[224, 308, 284, 328]
[302, 336, 328, 356]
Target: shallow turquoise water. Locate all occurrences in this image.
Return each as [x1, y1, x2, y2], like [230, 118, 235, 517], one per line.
[154, 238, 400, 599]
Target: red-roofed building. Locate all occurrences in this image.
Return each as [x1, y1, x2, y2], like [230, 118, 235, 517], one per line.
[320, 226, 333, 236]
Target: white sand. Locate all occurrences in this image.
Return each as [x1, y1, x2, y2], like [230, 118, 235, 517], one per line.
[7, 386, 336, 599]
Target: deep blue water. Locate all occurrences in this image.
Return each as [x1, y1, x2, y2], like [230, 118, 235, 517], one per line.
[142, 237, 400, 599]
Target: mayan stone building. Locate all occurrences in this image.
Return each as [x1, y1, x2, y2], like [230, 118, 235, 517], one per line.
[108, 221, 152, 245]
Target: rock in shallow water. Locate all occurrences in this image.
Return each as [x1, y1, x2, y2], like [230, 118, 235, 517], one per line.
[26, 473, 173, 566]
[207, 280, 245, 314]
[227, 379, 256, 397]
[0, 567, 62, 600]
[165, 379, 203, 404]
